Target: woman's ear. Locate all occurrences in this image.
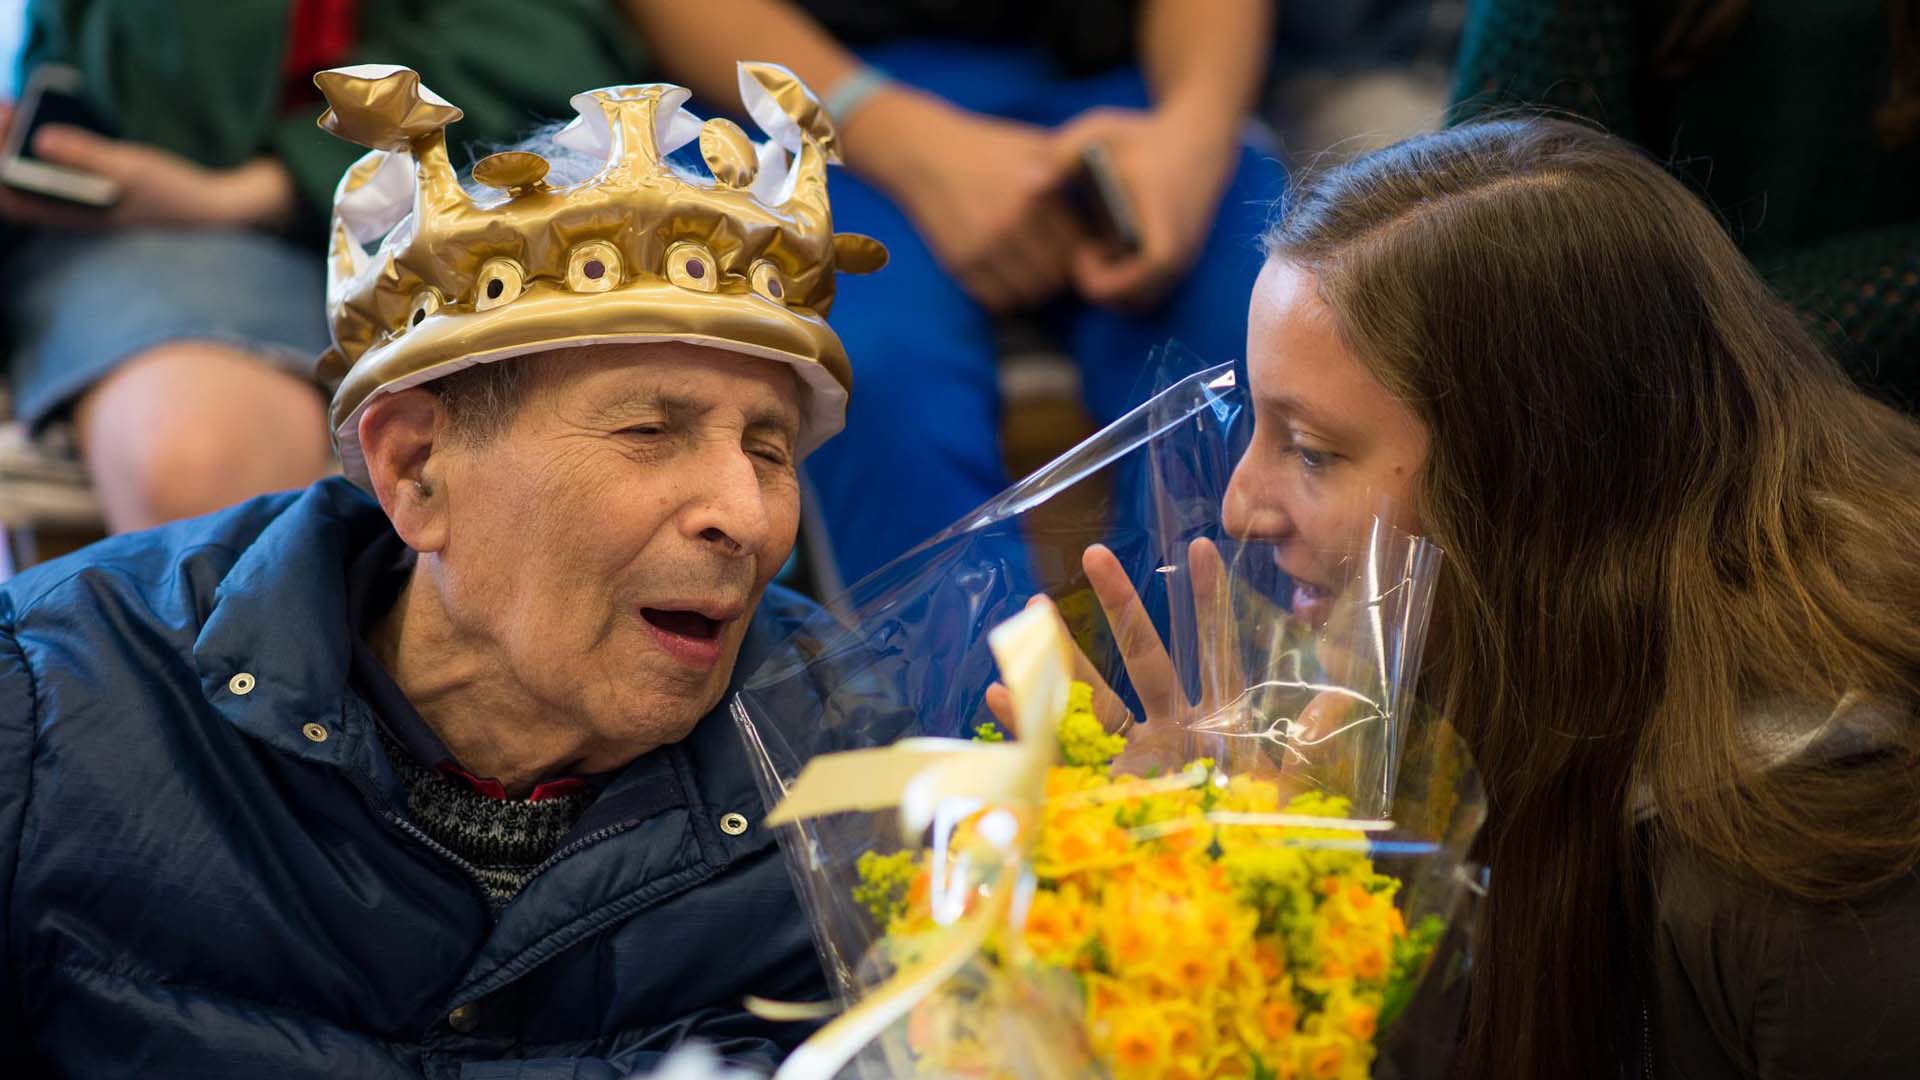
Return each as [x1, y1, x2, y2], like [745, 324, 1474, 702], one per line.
[359, 389, 449, 553]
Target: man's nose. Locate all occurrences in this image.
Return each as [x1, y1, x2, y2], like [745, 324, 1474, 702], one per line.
[683, 447, 772, 557]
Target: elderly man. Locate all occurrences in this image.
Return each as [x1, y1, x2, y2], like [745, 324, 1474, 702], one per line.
[0, 64, 883, 1077]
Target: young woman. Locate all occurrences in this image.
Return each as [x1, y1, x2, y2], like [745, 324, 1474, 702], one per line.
[1090, 117, 1920, 1077]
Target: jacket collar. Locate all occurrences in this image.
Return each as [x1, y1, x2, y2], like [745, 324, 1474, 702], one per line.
[1629, 692, 1913, 821]
[192, 478, 390, 769]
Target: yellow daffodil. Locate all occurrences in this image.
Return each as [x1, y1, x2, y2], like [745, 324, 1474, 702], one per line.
[854, 680, 1442, 1078]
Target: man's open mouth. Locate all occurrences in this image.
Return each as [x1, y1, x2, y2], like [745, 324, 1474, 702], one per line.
[641, 608, 724, 640]
[640, 606, 737, 670]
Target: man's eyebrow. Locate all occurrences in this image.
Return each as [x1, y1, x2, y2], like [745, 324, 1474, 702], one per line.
[586, 389, 797, 437]
[743, 403, 801, 440]
[580, 388, 666, 423]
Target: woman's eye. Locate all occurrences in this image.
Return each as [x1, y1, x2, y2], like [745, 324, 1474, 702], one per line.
[1285, 438, 1336, 472]
[750, 444, 791, 467]
[619, 424, 667, 438]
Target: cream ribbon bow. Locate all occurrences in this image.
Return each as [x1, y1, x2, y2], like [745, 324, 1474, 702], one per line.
[754, 600, 1077, 1080]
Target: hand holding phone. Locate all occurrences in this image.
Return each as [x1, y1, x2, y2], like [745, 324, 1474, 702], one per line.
[1, 64, 122, 209]
[1066, 142, 1142, 258]
[1055, 106, 1239, 311]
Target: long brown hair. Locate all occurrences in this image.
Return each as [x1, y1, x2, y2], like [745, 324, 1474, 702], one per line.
[1265, 118, 1920, 1078]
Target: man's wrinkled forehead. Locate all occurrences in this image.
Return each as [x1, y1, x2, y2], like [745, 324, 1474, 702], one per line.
[534, 342, 804, 435]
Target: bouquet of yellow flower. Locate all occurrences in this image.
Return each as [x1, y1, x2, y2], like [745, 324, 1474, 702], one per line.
[843, 684, 1450, 1080]
[731, 363, 1480, 1080]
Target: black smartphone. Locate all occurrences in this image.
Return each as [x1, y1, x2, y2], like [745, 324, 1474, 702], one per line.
[1067, 142, 1141, 257]
[1, 64, 121, 208]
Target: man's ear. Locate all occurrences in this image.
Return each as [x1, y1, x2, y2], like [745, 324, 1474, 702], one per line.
[359, 388, 450, 553]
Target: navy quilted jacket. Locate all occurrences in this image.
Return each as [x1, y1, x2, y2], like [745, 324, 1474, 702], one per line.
[0, 479, 826, 1078]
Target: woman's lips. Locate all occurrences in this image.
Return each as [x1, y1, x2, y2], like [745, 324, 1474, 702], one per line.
[1290, 580, 1335, 629]
[1270, 548, 1338, 628]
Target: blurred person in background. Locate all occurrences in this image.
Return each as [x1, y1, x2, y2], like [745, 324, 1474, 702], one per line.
[1452, 0, 1920, 407]
[626, 0, 1286, 587]
[0, 0, 642, 532]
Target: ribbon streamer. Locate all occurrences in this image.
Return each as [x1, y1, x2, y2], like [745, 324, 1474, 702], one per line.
[755, 601, 1074, 1080]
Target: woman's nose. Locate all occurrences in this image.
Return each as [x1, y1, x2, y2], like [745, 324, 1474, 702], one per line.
[1223, 455, 1291, 541]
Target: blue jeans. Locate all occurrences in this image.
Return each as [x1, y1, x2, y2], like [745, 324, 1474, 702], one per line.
[806, 41, 1286, 586]
[3, 228, 329, 429]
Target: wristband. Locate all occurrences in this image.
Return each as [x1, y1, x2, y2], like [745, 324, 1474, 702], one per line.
[823, 65, 892, 129]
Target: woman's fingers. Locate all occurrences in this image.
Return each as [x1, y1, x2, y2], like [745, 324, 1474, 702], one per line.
[1036, 594, 1138, 735]
[990, 596, 1135, 739]
[1187, 536, 1246, 714]
[1082, 543, 1179, 721]
[1189, 536, 1225, 598]
[1294, 688, 1361, 746]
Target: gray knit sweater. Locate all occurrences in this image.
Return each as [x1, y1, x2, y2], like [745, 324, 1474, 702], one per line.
[379, 729, 597, 916]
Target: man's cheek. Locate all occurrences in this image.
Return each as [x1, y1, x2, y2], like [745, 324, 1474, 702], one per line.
[759, 503, 803, 577]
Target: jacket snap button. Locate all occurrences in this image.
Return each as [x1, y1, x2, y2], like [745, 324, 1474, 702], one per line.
[447, 1003, 479, 1033]
[301, 722, 329, 744]
[227, 672, 255, 696]
[719, 812, 750, 836]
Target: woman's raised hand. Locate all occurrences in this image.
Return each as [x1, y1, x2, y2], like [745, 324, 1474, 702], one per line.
[986, 537, 1362, 776]
[986, 538, 1235, 771]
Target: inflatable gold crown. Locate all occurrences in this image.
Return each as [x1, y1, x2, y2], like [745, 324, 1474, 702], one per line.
[313, 62, 886, 484]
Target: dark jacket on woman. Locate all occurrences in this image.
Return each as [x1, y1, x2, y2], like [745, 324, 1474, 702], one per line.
[1644, 840, 1920, 1078]
[1633, 698, 1920, 1078]
[0, 479, 825, 1078]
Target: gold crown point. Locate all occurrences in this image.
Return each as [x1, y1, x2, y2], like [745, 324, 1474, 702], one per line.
[834, 233, 889, 275]
[738, 61, 842, 164]
[471, 151, 551, 196]
[699, 118, 759, 190]
[315, 346, 350, 383]
[314, 66, 464, 152]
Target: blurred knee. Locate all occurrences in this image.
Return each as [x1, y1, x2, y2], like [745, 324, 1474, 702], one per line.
[75, 341, 332, 529]
[117, 427, 254, 524]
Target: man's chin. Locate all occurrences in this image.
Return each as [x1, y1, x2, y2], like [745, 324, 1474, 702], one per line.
[578, 615, 754, 755]
[588, 689, 717, 762]
[620, 637, 744, 719]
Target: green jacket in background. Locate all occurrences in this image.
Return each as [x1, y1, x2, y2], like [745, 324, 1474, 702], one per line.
[1451, 0, 1920, 405]
[19, 0, 648, 241]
